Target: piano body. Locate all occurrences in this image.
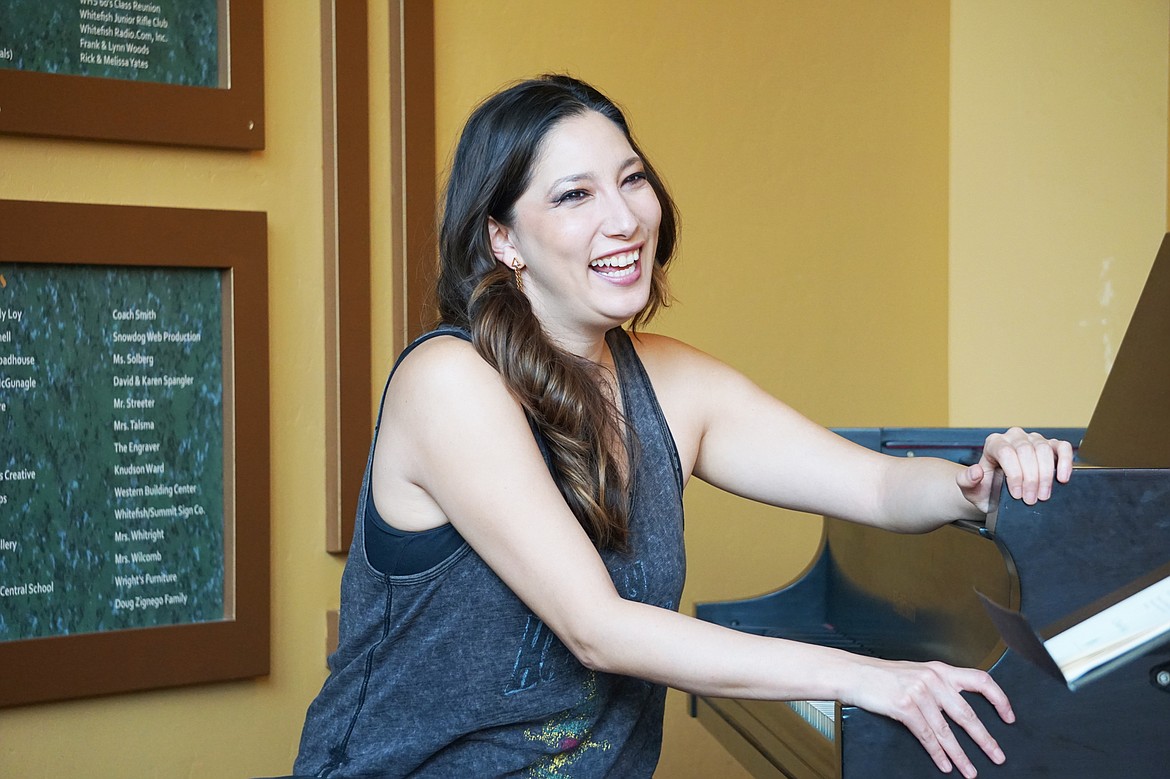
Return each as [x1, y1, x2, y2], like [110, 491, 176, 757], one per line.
[694, 430, 1170, 777]
[693, 235, 1170, 777]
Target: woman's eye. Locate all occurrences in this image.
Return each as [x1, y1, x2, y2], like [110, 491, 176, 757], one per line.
[555, 189, 589, 205]
[623, 171, 648, 186]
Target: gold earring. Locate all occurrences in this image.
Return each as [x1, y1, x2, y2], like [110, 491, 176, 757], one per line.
[511, 258, 525, 293]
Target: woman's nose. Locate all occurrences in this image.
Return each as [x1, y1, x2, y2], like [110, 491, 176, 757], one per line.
[601, 191, 638, 238]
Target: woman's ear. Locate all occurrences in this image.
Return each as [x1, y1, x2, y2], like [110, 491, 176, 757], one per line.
[487, 217, 519, 269]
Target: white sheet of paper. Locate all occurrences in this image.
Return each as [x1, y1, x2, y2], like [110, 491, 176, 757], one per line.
[1044, 574, 1170, 682]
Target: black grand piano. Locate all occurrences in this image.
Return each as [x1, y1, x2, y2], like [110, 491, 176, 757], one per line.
[692, 235, 1170, 778]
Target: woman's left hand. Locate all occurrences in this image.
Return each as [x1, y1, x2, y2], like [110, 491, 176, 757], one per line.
[956, 427, 1075, 513]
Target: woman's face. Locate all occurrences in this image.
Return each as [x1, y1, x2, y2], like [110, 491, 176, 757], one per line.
[491, 110, 662, 353]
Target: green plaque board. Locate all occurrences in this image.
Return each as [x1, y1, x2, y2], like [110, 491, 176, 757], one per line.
[0, 263, 227, 641]
[0, 0, 222, 87]
[0, 200, 268, 707]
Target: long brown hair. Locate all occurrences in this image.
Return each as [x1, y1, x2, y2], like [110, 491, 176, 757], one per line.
[434, 75, 679, 550]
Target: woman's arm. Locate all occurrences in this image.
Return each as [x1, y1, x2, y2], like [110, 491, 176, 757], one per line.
[593, 601, 1010, 778]
[377, 337, 1015, 777]
[634, 333, 1073, 532]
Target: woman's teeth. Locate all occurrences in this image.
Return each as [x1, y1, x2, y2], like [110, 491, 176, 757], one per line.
[589, 249, 640, 276]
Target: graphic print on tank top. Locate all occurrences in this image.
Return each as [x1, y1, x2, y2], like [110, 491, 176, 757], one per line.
[522, 671, 611, 777]
[506, 560, 673, 696]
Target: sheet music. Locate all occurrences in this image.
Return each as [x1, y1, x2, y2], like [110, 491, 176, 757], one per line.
[1044, 573, 1170, 683]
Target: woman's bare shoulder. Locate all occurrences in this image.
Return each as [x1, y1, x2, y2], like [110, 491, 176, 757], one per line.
[626, 330, 734, 384]
[381, 333, 516, 421]
[394, 334, 497, 387]
[628, 330, 702, 360]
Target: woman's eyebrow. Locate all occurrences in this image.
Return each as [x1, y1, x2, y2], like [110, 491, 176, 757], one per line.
[547, 172, 594, 193]
[546, 157, 642, 194]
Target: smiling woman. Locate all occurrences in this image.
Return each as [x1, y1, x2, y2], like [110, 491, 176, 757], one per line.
[434, 77, 679, 552]
[490, 113, 662, 346]
[289, 75, 1074, 779]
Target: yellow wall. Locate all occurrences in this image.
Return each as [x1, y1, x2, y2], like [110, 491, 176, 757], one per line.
[0, 2, 1165, 778]
[949, 1, 1169, 425]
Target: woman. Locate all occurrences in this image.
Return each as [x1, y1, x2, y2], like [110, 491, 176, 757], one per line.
[294, 75, 1073, 778]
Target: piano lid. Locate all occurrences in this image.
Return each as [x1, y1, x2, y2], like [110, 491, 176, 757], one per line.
[1079, 232, 1170, 467]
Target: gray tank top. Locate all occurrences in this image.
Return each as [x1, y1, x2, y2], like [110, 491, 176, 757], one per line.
[294, 327, 686, 778]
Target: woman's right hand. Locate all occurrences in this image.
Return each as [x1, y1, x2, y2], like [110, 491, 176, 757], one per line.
[844, 657, 1014, 778]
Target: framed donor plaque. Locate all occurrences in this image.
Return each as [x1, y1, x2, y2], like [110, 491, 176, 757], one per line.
[0, 199, 269, 706]
[0, 0, 263, 149]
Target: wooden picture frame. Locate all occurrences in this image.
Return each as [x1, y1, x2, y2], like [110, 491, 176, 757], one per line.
[0, 199, 269, 707]
[0, 1, 264, 150]
[321, 0, 370, 553]
[322, 0, 434, 552]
